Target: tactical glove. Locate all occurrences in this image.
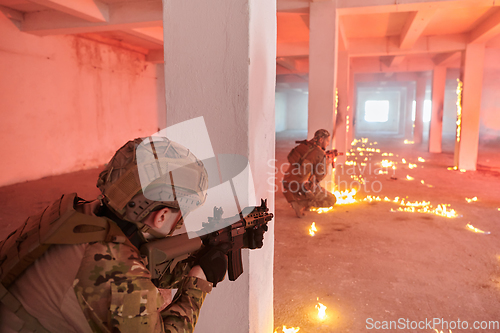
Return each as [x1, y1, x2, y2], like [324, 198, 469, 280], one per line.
[197, 246, 228, 287]
[244, 224, 268, 249]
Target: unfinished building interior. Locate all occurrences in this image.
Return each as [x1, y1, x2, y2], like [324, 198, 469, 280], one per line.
[1, 0, 500, 332]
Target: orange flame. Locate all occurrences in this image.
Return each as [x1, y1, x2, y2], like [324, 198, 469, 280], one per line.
[406, 175, 414, 181]
[465, 197, 477, 203]
[309, 222, 318, 236]
[466, 223, 490, 234]
[316, 300, 327, 321]
[274, 326, 300, 333]
[418, 157, 425, 162]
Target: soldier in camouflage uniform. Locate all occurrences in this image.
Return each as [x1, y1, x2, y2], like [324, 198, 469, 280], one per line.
[282, 129, 337, 218]
[0, 137, 229, 333]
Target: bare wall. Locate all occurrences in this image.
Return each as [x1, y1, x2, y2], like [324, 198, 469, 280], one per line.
[0, 14, 162, 187]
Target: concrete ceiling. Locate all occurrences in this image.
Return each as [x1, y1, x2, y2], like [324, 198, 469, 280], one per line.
[1, 0, 500, 79]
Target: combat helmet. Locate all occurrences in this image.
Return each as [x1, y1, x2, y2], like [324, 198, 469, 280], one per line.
[97, 137, 208, 236]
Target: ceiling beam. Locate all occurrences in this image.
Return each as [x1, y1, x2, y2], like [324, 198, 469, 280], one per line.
[400, 9, 437, 49]
[336, 0, 500, 15]
[277, 41, 308, 57]
[469, 7, 500, 44]
[349, 33, 467, 57]
[432, 51, 459, 65]
[0, 5, 23, 22]
[22, 1, 162, 35]
[351, 56, 436, 73]
[127, 26, 163, 46]
[27, 0, 108, 22]
[277, 0, 309, 13]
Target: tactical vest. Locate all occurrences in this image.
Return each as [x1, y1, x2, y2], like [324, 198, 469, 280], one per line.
[0, 193, 130, 333]
[287, 140, 316, 166]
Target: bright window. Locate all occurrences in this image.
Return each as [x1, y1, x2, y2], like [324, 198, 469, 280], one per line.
[364, 100, 389, 122]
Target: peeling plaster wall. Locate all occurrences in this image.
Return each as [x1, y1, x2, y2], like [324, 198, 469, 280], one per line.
[0, 14, 161, 187]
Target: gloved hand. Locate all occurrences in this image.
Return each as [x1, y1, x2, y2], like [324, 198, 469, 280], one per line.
[196, 246, 228, 287]
[244, 224, 268, 249]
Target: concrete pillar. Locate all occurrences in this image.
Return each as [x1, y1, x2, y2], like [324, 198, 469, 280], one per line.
[429, 66, 447, 153]
[308, 1, 338, 146]
[335, 50, 349, 164]
[454, 43, 485, 171]
[347, 67, 355, 148]
[404, 82, 415, 141]
[414, 75, 426, 144]
[162, 1, 276, 332]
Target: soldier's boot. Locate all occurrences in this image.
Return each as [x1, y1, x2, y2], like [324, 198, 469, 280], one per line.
[291, 201, 304, 218]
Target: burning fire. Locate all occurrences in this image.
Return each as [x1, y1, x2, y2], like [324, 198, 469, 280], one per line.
[404, 140, 414, 144]
[466, 223, 490, 234]
[406, 175, 414, 181]
[316, 299, 327, 321]
[465, 197, 477, 203]
[434, 330, 453, 333]
[274, 326, 300, 333]
[402, 158, 407, 164]
[334, 188, 357, 205]
[456, 79, 463, 143]
[309, 222, 318, 236]
[408, 163, 417, 169]
[418, 157, 425, 162]
[381, 160, 394, 168]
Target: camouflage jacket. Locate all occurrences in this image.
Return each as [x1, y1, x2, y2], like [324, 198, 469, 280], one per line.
[283, 141, 327, 184]
[74, 240, 212, 333]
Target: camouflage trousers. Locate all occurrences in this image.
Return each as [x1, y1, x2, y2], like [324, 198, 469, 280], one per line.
[282, 180, 337, 208]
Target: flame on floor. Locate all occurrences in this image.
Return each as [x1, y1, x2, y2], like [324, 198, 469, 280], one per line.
[466, 223, 490, 234]
[316, 299, 327, 321]
[309, 222, 318, 236]
[274, 326, 300, 333]
[465, 197, 478, 203]
[404, 140, 414, 144]
[418, 157, 425, 162]
[408, 163, 417, 169]
[406, 175, 414, 181]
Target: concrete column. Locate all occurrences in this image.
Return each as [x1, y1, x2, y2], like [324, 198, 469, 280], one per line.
[335, 50, 349, 164]
[404, 82, 415, 141]
[454, 43, 485, 171]
[162, 1, 276, 332]
[414, 75, 426, 144]
[308, 1, 338, 146]
[429, 66, 447, 153]
[347, 67, 355, 149]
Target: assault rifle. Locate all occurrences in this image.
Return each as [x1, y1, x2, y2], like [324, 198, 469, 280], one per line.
[140, 199, 273, 286]
[325, 149, 344, 158]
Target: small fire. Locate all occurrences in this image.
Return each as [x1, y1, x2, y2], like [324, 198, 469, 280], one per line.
[434, 330, 453, 333]
[316, 299, 327, 321]
[418, 157, 425, 162]
[447, 166, 458, 171]
[465, 197, 478, 203]
[310, 206, 334, 214]
[381, 159, 394, 168]
[406, 175, 414, 181]
[466, 223, 490, 234]
[402, 158, 407, 164]
[408, 163, 417, 169]
[460, 169, 466, 173]
[404, 140, 414, 144]
[334, 188, 358, 205]
[309, 222, 318, 236]
[274, 326, 300, 333]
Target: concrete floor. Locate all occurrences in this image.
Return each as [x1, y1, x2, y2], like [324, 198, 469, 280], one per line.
[1, 133, 499, 333]
[273, 131, 500, 333]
